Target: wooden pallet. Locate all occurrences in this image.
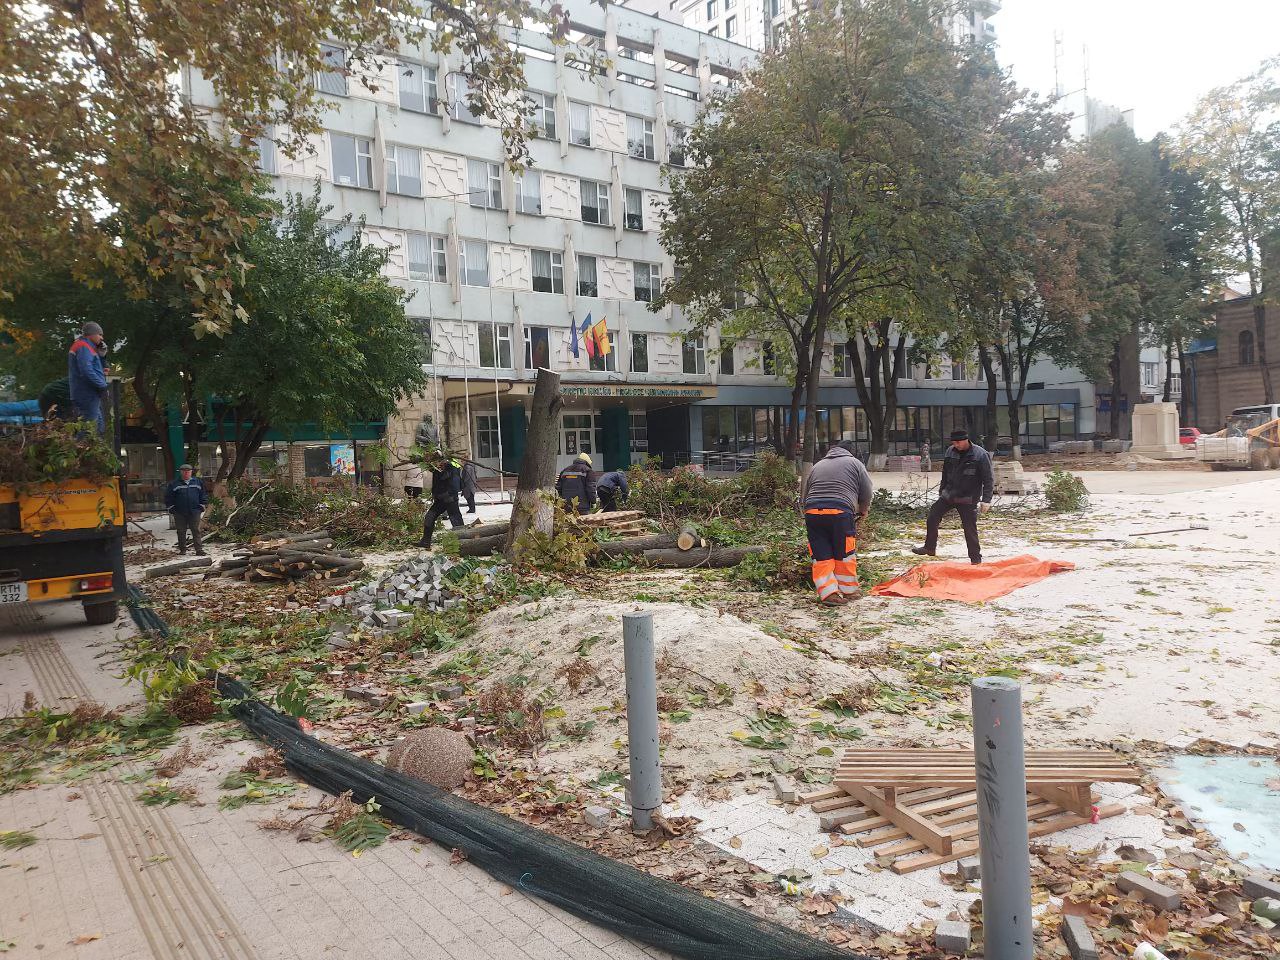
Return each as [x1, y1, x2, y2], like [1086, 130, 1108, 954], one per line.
[800, 747, 1141, 874]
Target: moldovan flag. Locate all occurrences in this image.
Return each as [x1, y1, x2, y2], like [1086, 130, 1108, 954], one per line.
[589, 316, 611, 357]
[573, 313, 590, 360]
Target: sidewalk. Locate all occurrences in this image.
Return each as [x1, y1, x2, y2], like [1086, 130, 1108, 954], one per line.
[0, 602, 669, 960]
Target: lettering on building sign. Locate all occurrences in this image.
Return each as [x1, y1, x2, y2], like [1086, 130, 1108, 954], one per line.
[558, 386, 713, 399]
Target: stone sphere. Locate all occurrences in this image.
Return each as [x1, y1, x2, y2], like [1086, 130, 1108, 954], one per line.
[385, 728, 473, 790]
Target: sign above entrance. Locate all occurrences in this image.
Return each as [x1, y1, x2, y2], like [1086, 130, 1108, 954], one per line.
[510, 383, 718, 400]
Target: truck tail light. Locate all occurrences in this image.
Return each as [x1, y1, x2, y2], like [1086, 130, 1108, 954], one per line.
[78, 575, 113, 592]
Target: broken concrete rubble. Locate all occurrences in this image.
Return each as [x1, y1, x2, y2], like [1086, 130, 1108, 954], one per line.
[322, 553, 497, 621]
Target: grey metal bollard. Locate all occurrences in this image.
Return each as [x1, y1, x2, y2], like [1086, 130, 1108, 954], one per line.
[972, 676, 1034, 960]
[622, 612, 662, 831]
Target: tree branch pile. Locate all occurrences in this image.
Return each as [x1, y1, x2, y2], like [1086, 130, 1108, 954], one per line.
[213, 530, 363, 583]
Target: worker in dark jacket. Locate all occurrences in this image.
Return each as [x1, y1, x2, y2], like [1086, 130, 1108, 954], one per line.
[165, 464, 209, 555]
[418, 456, 464, 549]
[913, 430, 994, 564]
[68, 321, 108, 434]
[801, 442, 874, 603]
[38, 378, 73, 421]
[556, 453, 596, 512]
[596, 469, 629, 513]
[460, 461, 478, 514]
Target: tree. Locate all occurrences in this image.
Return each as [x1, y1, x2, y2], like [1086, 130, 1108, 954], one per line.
[658, 0, 1018, 464]
[0, 0, 570, 336]
[200, 192, 427, 481]
[1178, 58, 1280, 403]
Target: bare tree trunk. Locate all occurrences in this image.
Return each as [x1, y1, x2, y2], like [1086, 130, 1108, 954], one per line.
[802, 311, 829, 469]
[978, 345, 999, 450]
[1162, 334, 1175, 403]
[505, 367, 562, 558]
[786, 351, 808, 461]
[1108, 345, 1123, 440]
[1177, 340, 1191, 426]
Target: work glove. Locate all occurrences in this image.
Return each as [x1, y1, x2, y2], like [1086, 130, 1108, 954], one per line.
[979, 502, 991, 515]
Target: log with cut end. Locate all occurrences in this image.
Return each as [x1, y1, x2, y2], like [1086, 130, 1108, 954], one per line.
[457, 534, 506, 557]
[640, 546, 767, 568]
[595, 534, 679, 558]
[676, 523, 703, 551]
[454, 521, 511, 541]
[144, 556, 214, 578]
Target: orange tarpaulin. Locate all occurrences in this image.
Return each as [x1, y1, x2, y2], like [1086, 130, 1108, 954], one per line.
[871, 554, 1075, 603]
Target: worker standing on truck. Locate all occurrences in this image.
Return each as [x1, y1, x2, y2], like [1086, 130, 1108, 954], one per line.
[556, 453, 596, 513]
[68, 322, 108, 435]
[913, 430, 993, 564]
[802, 441, 874, 604]
[165, 464, 209, 556]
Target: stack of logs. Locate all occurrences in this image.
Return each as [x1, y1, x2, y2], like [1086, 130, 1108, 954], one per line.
[213, 530, 364, 583]
[452, 510, 765, 568]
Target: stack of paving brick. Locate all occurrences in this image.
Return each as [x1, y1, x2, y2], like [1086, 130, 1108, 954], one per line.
[883, 456, 922, 473]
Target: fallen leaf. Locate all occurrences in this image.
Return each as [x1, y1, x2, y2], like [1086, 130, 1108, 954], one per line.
[1233, 822, 1246, 832]
[449, 847, 467, 865]
[729, 836, 743, 850]
[799, 895, 836, 915]
[810, 845, 829, 859]
[923, 899, 941, 908]
[70, 934, 101, 946]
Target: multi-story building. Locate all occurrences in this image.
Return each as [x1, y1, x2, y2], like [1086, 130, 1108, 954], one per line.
[182, 0, 1091, 486]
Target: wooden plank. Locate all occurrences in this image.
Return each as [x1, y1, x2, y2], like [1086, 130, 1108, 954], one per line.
[797, 787, 845, 805]
[835, 770, 1138, 784]
[1032, 784, 1095, 817]
[876, 800, 1059, 858]
[847, 791, 981, 843]
[812, 794, 868, 814]
[843, 784, 954, 855]
[837, 749, 1119, 758]
[889, 803, 1126, 874]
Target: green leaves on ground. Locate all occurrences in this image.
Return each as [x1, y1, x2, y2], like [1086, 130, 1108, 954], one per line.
[0, 830, 37, 850]
[218, 772, 296, 810]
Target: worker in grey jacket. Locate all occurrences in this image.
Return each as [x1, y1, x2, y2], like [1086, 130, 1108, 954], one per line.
[801, 442, 874, 603]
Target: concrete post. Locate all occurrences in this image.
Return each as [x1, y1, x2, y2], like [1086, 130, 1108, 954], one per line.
[622, 612, 661, 830]
[971, 676, 1034, 960]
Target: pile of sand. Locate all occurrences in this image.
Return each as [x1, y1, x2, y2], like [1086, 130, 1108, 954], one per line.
[461, 598, 869, 781]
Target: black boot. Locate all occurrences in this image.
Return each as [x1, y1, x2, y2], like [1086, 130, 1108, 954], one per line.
[911, 547, 935, 557]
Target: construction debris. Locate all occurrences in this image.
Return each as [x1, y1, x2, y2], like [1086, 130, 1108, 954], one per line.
[1116, 872, 1182, 910]
[213, 530, 363, 582]
[319, 554, 498, 631]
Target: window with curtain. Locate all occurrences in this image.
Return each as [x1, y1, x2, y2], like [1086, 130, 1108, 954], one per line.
[458, 239, 489, 286]
[398, 61, 438, 112]
[576, 255, 598, 297]
[1239, 329, 1255, 365]
[316, 44, 347, 95]
[385, 145, 421, 196]
[407, 232, 447, 282]
[515, 170, 542, 214]
[531, 250, 563, 293]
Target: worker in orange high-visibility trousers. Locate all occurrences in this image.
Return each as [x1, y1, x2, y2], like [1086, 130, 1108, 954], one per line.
[801, 441, 874, 604]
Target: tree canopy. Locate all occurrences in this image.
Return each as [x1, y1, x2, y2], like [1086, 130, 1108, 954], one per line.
[0, 0, 568, 336]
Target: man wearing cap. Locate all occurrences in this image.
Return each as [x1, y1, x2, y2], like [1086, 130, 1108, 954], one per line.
[67, 321, 108, 435]
[165, 464, 209, 556]
[556, 452, 596, 513]
[418, 455, 464, 549]
[913, 430, 994, 564]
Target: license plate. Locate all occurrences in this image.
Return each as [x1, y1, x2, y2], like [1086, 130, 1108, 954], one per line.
[0, 582, 28, 604]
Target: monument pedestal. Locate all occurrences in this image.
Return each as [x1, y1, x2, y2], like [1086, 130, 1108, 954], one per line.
[1130, 402, 1191, 460]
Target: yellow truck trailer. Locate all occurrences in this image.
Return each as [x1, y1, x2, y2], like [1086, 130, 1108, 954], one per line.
[0, 477, 127, 623]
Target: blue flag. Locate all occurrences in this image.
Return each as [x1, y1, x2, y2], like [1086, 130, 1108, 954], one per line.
[571, 312, 591, 360]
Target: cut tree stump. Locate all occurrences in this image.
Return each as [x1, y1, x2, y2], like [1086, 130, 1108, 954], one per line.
[676, 524, 700, 551]
[641, 546, 766, 568]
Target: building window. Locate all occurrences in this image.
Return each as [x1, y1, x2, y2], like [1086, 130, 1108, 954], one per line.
[576, 255, 598, 297]
[317, 43, 347, 96]
[468, 159, 503, 209]
[529, 91, 556, 139]
[458, 239, 489, 287]
[330, 133, 373, 188]
[725, 15, 738, 37]
[475, 414, 501, 459]
[524, 327, 551, 368]
[581, 180, 611, 225]
[589, 331, 617, 372]
[683, 335, 706, 374]
[410, 317, 433, 363]
[325, 220, 357, 248]
[385, 144, 422, 196]
[770, 0, 782, 16]
[570, 101, 592, 146]
[720, 344, 735, 375]
[951, 358, 970, 381]
[407, 232, 447, 282]
[708, 25, 718, 37]
[1141, 361, 1159, 388]
[668, 125, 687, 167]
[254, 135, 276, 174]
[478, 322, 512, 368]
[448, 72, 481, 123]
[832, 343, 853, 378]
[624, 188, 644, 231]
[1239, 330, 1255, 366]
[514, 169, 542, 215]
[1169, 372, 1182, 394]
[630, 411, 649, 452]
[531, 249, 564, 293]
[627, 115, 655, 160]
[634, 262, 661, 303]
[706, 0, 718, 19]
[631, 333, 649, 373]
[398, 61, 438, 113]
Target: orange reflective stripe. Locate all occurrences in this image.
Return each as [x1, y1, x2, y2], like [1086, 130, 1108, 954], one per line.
[844, 536, 857, 555]
[805, 508, 845, 515]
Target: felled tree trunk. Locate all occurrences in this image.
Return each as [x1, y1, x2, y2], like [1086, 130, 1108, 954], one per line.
[641, 546, 766, 568]
[505, 367, 562, 559]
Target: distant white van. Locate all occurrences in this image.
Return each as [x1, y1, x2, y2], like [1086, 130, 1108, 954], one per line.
[1230, 404, 1280, 423]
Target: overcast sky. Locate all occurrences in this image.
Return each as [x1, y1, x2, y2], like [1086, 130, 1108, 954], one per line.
[994, 0, 1280, 138]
